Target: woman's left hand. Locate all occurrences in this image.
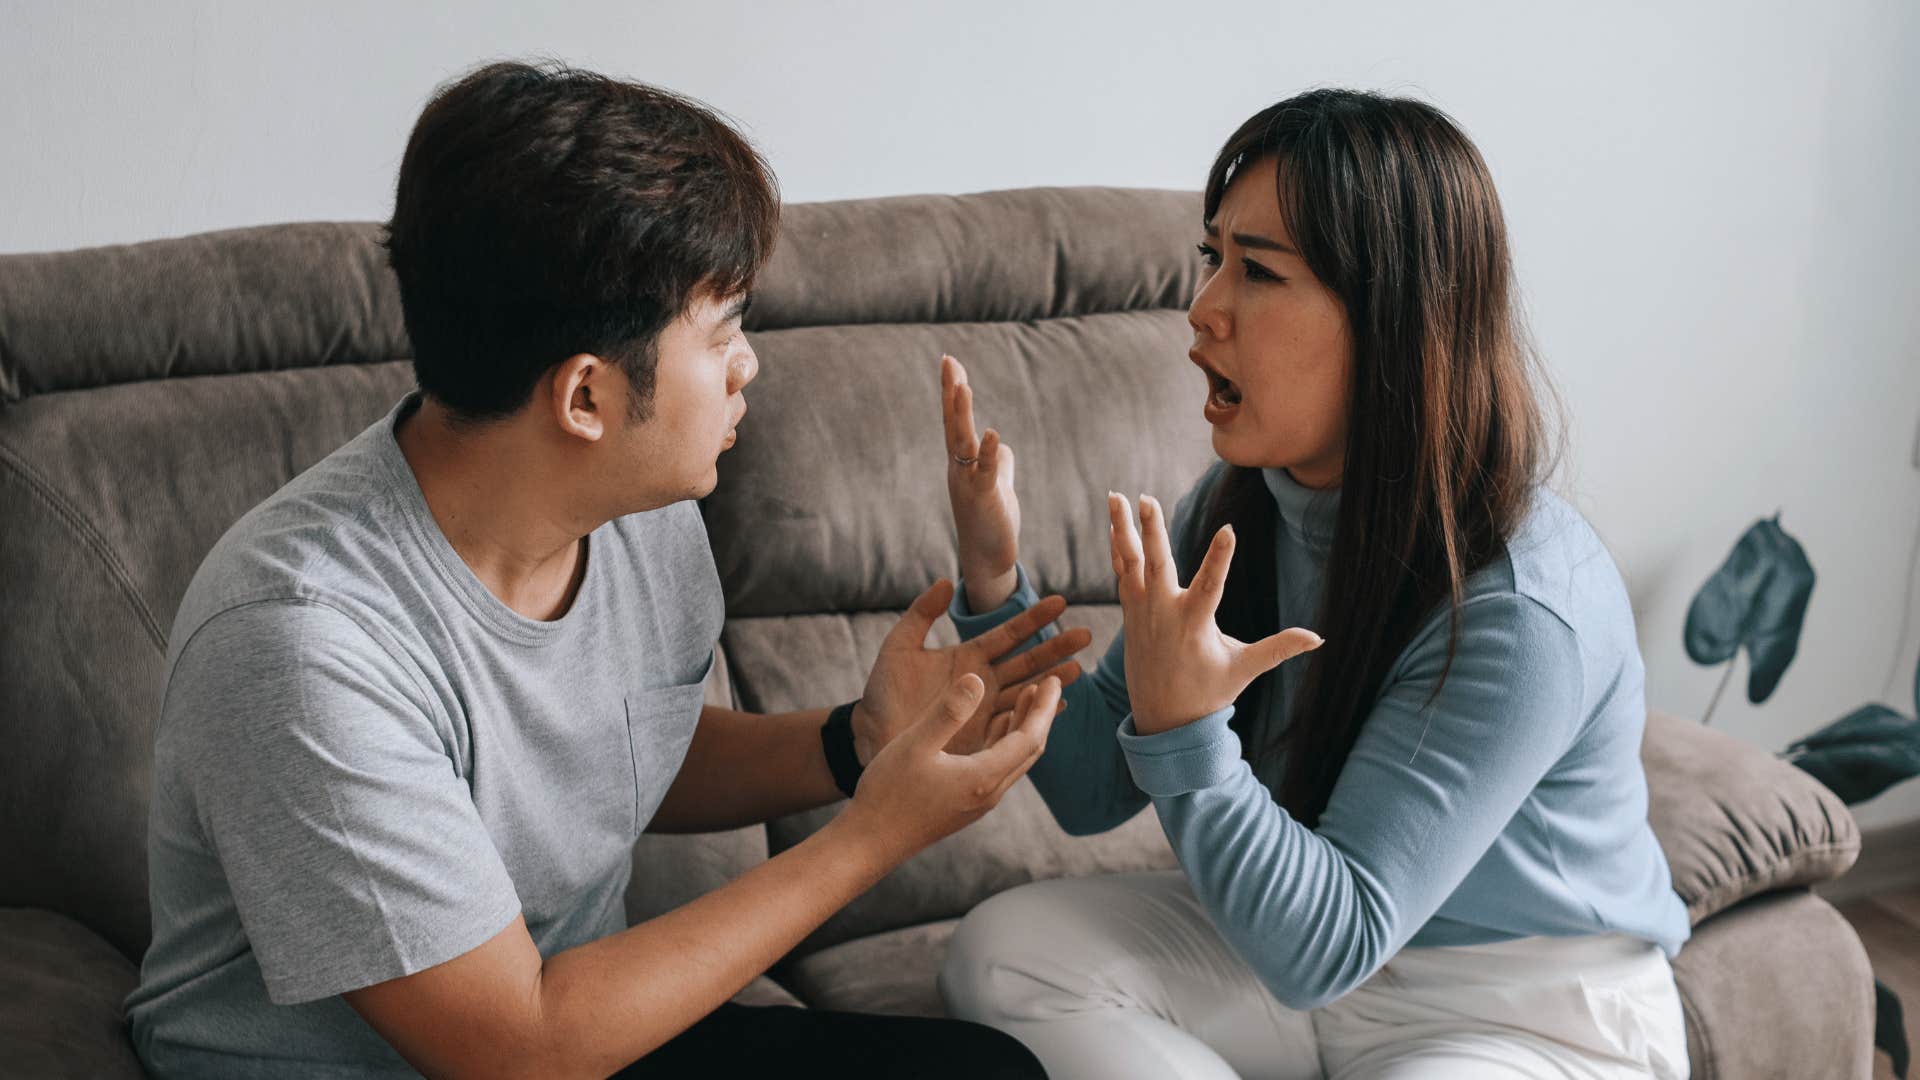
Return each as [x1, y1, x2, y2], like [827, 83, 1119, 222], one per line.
[1108, 492, 1324, 736]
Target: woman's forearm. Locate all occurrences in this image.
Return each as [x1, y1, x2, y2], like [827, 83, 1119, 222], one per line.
[950, 564, 1147, 835]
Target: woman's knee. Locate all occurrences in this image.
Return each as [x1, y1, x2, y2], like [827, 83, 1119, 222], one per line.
[941, 872, 1189, 1023]
[942, 877, 1103, 1020]
[943, 882, 1054, 1021]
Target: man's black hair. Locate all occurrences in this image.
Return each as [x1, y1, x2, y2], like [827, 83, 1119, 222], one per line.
[384, 60, 779, 421]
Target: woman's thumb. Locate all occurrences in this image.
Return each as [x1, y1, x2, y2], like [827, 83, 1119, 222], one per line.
[1235, 627, 1325, 682]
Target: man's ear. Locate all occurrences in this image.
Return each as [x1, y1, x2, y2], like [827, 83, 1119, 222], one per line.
[548, 353, 611, 443]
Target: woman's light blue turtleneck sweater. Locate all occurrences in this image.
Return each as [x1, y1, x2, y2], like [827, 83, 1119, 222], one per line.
[950, 464, 1690, 1010]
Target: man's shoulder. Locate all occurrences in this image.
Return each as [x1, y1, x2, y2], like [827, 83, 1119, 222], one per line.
[167, 426, 418, 671]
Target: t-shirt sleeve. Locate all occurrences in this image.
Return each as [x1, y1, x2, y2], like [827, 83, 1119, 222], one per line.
[165, 600, 523, 1005]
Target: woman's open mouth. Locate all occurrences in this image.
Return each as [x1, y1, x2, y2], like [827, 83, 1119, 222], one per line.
[1207, 369, 1242, 409]
[1193, 351, 1242, 423]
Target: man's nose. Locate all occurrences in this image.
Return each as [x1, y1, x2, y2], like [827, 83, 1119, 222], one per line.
[731, 341, 759, 393]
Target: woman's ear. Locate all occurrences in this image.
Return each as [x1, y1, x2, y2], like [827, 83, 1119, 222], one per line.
[549, 353, 609, 443]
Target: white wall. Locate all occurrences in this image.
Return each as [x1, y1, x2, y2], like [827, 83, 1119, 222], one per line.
[5, 0, 1918, 826]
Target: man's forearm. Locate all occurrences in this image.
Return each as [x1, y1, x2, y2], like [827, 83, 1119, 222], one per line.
[354, 813, 900, 1079]
[535, 815, 900, 1075]
[646, 705, 845, 832]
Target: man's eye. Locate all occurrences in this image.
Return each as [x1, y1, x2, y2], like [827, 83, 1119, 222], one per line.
[1195, 243, 1221, 268]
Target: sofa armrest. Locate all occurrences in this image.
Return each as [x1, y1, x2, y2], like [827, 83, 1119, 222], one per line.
[1643, 711, 1861, 923]
[1673, 889, 1875, 1080]
[0, 907, 146, 1079]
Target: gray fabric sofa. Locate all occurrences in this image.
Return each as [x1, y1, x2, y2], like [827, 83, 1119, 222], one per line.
[0, 187, 1877, 1078]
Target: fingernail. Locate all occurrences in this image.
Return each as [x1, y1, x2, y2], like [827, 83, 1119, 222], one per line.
[1222, 523, 1235, 537]
[1139, 495, 1152, 515]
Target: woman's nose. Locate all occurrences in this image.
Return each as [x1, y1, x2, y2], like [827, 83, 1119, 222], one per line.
[1188, 275, 1230, 340]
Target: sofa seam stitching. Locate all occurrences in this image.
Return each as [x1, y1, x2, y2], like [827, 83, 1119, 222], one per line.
[1677, 984, 1715, 1080]
[0, 439, 164, 649]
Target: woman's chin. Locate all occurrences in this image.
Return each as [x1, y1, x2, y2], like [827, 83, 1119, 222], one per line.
[1210, 428, 1316, 476]
[1210, 426, 1267, 468]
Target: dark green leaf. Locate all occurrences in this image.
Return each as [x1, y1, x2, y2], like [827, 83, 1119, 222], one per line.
[1788, 712, 1920, 804]
[1683, 515, 1816, 704]
[1684, 529, 1764, 665]
[1742, 520, 1816, 703]
[1788, 704, 1913, 754]
[1878, 977, 1909, 1080]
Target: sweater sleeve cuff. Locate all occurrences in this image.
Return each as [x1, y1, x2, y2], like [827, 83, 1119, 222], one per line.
[1117, 707, 1241, 796]
[948, 563, 1043, 643]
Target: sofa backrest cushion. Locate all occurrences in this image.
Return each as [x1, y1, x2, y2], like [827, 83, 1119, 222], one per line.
[0, 220, 426, 957]
[695, 188, 1215, 949]
[0, 188, 1207, 960]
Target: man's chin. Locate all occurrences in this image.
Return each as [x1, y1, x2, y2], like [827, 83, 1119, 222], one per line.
[693, 460, 722, 499]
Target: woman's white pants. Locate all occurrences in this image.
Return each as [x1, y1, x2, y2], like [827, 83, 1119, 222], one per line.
[938, 871, 1689, 1079]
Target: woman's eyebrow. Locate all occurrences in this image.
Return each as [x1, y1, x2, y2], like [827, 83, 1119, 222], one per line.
[1233, 232, 1297, 256]
[1202, 221, 1297, 256]
[721, 292, 753, 325]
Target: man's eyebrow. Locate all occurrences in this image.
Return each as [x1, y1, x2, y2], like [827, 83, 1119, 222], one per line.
[722, 292, 753, 325]
[1202, 221, 1298, 256]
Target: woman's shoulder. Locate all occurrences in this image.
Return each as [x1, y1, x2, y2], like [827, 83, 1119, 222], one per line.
[1455, 486, 1636, 651]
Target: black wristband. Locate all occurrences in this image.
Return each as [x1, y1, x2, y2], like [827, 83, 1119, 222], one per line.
[821, 700, 865, 799]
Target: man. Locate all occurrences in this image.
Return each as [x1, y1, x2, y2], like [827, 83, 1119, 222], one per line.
[125, 60, 1092, 1078]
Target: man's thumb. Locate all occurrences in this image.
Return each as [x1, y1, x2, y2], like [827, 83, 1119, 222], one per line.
[888, 578, 956, 649]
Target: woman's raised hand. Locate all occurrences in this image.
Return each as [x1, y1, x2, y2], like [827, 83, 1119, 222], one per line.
[942, 355, 1022, 612]
[1107, 492, 1324, 735]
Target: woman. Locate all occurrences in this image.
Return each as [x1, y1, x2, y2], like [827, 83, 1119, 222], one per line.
[934, 90, 1691, 1079]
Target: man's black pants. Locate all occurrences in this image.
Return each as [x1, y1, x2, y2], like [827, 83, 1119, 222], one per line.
[614, 1001, 1047, 1078]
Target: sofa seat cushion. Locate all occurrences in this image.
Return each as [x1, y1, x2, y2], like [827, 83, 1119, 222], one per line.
[1641, 712, 1861, 924]
[0, 907, 145, 1079]
[780, 920, 958, 1018]
[733, 975, 807, 1009]
[778, 890, 1879, 1077]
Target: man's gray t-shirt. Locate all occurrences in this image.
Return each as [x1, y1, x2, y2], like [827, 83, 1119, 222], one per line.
[125, 394, 723, 1078]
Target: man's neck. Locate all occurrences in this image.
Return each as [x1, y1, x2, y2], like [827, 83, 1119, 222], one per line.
[394, 397, 597, 622]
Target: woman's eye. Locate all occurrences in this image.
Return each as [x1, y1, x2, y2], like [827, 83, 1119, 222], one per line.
[1195, 243, 1221, 268]
[1242, 258, 1284, 284]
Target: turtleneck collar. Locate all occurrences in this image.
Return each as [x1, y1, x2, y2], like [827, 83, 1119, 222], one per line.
[1260, 467, 1339, 558]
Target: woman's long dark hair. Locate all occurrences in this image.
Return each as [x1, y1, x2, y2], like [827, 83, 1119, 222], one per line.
[1192, 89, 1551, 828]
